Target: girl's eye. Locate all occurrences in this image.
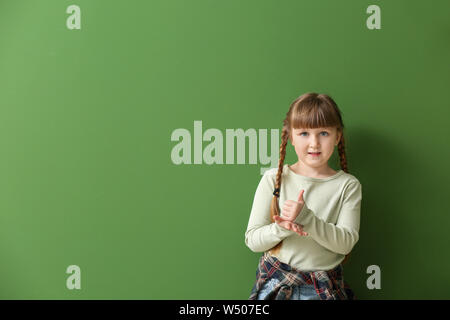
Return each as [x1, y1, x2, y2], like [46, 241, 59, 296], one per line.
[298, 132, 329, 136]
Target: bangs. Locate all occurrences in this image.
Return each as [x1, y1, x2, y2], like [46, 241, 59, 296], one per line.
[290, 97, 341, 130]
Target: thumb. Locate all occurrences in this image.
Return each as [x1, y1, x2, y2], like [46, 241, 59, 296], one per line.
[297, 189, 305, 202]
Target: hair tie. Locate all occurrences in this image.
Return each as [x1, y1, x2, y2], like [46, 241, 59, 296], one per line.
[273, 188, 280, 197]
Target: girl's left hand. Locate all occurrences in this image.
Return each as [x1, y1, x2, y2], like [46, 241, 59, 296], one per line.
[274, 216, 308, 236]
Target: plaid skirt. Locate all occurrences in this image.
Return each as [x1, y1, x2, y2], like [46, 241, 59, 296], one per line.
[249, 252, 356, 300]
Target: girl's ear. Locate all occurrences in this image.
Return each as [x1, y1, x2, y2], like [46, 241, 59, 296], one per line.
[336, 130, 342, 145]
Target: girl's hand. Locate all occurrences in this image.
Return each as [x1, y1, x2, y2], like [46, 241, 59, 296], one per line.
[274, 216, 308, 236]
[280, 189, 305, 222]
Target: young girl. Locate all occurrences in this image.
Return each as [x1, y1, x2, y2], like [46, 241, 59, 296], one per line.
[245, 92, 362, 300]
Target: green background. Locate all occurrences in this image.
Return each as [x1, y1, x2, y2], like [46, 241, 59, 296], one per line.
[0, 0, 449, 299]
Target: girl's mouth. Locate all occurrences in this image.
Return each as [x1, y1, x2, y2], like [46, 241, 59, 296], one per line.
[308, 152, 321, 156]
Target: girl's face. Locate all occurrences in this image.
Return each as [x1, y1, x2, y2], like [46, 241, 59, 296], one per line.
[290, 127, 342, 172]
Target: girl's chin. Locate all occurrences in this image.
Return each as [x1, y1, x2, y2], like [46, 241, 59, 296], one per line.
[304, 158, 326, 165]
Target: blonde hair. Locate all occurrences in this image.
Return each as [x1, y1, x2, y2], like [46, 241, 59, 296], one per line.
[268, 92, 351, 265]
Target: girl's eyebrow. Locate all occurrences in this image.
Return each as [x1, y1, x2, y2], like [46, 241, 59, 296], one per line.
[295, 128, 330, 131]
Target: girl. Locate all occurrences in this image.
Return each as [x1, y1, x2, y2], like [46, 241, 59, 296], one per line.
[245, 92, 362, 300]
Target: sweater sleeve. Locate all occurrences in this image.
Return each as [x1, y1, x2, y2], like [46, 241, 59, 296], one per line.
[294, 181, 362, 255]
[245, 172, 295, 252]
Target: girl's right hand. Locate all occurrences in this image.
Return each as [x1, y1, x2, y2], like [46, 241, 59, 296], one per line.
[274, 215, 308, 236]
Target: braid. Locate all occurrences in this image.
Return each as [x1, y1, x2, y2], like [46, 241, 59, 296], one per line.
[275, 128, 290, 191]
[337, 132, 351, 264]
[267, 127, 290, 256]
[337, 134, 348, 173]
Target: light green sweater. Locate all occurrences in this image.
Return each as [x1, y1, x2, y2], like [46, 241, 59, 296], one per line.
[245, 164, 362, 272]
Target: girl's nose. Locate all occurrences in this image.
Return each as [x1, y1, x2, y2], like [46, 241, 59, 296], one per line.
[309, 139, 319, 147]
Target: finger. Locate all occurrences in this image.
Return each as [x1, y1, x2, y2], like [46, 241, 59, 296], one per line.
[297, 225, 305, 235]
[298, 189, 305, 202]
